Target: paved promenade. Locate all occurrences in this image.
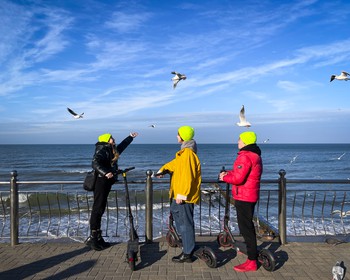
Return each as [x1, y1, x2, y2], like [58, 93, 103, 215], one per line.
[0, 236, 349, 280]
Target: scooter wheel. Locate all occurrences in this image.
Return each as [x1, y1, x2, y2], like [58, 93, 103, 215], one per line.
[258, 248, 275, 272]
[217, 232, 231, 247]
[166, 230, 178, 248]
[128, 251, 137, 271]
[200, 247, 218, 268]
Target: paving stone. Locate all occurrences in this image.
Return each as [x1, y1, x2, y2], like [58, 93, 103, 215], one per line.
[0, 238, 349, 279]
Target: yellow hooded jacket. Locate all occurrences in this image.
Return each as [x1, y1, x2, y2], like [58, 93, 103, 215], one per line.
[159, 147, 201, 204]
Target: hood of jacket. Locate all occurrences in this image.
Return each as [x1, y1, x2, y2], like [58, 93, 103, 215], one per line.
[240, 143, 261, 156]
[181, 139, 197, 154]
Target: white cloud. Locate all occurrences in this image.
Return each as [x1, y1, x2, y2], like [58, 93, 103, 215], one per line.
[277, 81, 306, 92]
[105, 11, 152, 33]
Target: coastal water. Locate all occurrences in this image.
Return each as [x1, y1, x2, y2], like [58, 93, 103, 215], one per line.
[1, 143, 350, 185]
[0, 144, 350, 242]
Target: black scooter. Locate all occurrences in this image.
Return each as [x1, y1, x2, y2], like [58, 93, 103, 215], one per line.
[156, 170, 218, 268]
[217, 167, 276, 271]
[120, 167, 138, 271]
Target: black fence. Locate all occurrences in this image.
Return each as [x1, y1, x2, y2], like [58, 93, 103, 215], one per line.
[0, 170, 349, 245]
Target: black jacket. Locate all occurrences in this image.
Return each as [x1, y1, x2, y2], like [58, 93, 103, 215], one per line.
[92, 135, 133, 177]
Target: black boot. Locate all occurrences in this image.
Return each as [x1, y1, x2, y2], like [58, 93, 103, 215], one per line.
[172, 252, 193, 263]
[96, 229, 111, 249]
[85, 230, 103, 251]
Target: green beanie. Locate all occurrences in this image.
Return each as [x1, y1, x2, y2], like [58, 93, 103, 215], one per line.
[239, 131, 257, 145]
[178, 126, 195, 141]
[98, 133, 112, 143]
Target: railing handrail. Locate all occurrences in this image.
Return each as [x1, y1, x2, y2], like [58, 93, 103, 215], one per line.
[2, 178, 350, 185]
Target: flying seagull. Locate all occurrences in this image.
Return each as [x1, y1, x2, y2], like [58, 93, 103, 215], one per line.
[236, 105, 251, 127]
[290, 155, 298, 164]
[330, 71, 350, 82]
[337, 153, 346, 160]
[331, 210, 350, 218]
[171, 71, 186, 89]
[67, 107, 84, 119]
[149, 124, 156, 128]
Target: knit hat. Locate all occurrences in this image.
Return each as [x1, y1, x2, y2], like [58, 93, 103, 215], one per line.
[178, 126, 195, 141]
[98, 133, 112, 143]
[239, 131, 257, 145]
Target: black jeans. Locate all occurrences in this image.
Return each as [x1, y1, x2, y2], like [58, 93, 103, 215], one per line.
[235, 200, 257, 260]
[90, 176, 113, 230]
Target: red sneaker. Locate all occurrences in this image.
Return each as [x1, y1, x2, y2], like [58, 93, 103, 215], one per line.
[234, 259, 257, 272]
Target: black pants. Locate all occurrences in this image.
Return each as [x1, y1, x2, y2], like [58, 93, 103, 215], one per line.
[90, 176, 113, 230]
[235, 200, 257, 260]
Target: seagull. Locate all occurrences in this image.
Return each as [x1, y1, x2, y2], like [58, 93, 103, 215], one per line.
[290, 155, 298, 164]
[332, 261, 345, 280]
[337, 153, 346, 160]
[149, 124, 156, 128]
[236, 105, 251, 127]
[263, 139, 270, 143]
[330, 71, 350, 82]
[331, 210, 350, 218]
[171, 71, 186, 89]
[67, 107, 84, 119]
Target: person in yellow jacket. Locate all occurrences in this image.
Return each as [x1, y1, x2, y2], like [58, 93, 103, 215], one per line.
[157, 126, 201, 263]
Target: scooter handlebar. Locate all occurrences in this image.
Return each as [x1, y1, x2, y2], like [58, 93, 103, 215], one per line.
[117, 167, 135, 174]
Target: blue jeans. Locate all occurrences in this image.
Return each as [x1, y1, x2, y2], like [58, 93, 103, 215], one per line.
[170, 200, 195, 254]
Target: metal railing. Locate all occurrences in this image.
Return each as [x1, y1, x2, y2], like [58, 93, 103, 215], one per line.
[0, 169, 350, 246]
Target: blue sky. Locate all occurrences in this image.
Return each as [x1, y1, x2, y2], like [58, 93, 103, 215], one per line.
[1, 0, 350, 144]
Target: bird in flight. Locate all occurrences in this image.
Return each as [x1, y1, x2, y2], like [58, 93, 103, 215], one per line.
[171, 71, 186, 89]
[149, 124, 156, 128]
[290, 155, 298, 164]
[337, 153, 346, 160]
[236, 105, 251, 127]
[330, 71, 349, 82]
[331, 210, 350, 218]
[67, 107, 84, 119]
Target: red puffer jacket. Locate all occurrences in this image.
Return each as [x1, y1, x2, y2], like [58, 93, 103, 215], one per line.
[222, 144, 262, 203]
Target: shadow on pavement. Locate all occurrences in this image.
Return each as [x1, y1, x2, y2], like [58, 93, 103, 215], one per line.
[136, 242, 167, 270]
[0, 246, 92, 280]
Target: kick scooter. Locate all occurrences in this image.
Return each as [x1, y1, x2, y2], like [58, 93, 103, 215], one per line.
[155, 170, 218, 268]
[120, 167, 138, 271]
[216, 167, 276, 271]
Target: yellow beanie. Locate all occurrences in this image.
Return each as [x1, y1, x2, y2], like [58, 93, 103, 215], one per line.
[240, 131, 257, 145]
[98, 133, 112, 143]
[178, 126, 195, 141]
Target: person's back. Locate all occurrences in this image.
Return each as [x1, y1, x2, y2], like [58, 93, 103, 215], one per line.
[219, 131, 261, 272]
[229, 143, 262, 203]
[167, 141, 201, 204]
[157, 126, 200, 263]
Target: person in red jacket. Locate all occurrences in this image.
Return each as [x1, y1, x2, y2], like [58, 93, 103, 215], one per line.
[219, 131, 262, 272]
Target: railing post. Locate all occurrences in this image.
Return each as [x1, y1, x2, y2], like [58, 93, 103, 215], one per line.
[10, 170, 19, 246]
[278, 169, 287, 245]
[145, 170, 153, 243]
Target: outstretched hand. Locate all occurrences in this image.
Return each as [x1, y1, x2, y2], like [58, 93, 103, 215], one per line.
[130, 132, 138, 138]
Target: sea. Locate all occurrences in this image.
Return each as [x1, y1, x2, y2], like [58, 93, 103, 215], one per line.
[0, 143, 350, 242]
[1, 143, 350, 184]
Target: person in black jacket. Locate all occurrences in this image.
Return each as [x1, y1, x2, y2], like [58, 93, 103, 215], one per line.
[85, 132, 138, 250]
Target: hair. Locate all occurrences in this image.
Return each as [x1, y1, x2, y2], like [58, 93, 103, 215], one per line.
[111, 146, 119, 165]
[177, 132, 184, 141]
